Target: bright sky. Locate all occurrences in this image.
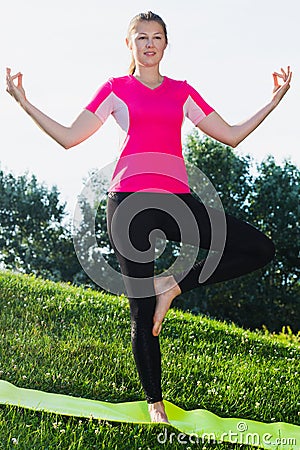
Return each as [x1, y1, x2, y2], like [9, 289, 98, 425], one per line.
[1, 0, 299, 214]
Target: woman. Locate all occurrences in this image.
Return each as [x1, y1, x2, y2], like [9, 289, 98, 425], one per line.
[6, 11, 292, 423]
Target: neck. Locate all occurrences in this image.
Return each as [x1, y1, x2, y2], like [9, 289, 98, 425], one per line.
[134, 65, 163, 85]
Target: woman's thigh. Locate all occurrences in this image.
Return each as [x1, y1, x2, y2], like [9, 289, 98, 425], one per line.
[107, 191, 266, 273]
[107, 192, 226, 255]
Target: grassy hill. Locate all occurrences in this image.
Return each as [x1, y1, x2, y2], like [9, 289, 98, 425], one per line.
[0, 271, 299, 449]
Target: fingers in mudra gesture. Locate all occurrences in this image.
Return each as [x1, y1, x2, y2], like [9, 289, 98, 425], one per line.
[6, 67, 27, 104]
[272, 66, 292, 104]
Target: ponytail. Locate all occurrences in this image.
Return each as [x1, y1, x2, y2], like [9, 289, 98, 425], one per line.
[128, 56, 136, 75]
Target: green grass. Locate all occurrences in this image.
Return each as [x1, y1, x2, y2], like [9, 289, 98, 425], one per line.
[0, 271, 299, 449]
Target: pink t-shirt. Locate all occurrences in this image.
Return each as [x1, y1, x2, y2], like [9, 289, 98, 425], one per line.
[85, 75, 214, 193]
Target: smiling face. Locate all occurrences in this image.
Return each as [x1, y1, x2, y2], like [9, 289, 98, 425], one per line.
[126, 20, 168, 70]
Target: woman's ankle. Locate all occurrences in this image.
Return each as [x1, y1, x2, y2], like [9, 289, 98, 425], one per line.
[148, 400, 169, 423]
[148, 400, 164, 411]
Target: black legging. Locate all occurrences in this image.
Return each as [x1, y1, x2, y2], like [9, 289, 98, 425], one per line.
[106, 191, 275, 403]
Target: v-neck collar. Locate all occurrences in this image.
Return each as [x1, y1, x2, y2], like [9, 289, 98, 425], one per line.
[130, 75, 167, 91]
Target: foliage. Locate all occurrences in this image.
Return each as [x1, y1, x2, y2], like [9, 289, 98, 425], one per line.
[0, 271, 299, 449]
[72, 169, 123, 291]
[248, 156, 300, 290]
[0, 169, 80, 281]
[177, 133, 300, 332]
[184, 131, 253, 219]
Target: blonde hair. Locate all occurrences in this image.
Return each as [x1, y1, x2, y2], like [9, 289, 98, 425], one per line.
[127, 11, 168, 75]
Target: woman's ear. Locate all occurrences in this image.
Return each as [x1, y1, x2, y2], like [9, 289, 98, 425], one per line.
[126, 37, 132, 50]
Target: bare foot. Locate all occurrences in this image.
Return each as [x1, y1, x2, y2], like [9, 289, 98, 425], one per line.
[153, 276, 181, 336]
[148, 401, 169, 423]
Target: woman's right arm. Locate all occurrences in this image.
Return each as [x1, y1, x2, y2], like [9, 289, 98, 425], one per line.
[6, 68, 102, 149]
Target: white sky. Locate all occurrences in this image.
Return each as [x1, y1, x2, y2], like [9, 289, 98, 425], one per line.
[1, 0, 299, 214]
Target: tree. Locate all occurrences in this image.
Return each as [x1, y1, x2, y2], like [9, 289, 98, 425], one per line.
[72, 169, 122, 289]
[184, 130, 253, 219]
[175, 133, 300, 332]
[246, 156, 300, 330]
[249, 156, 299, 290]
[0, 169, 80, 281]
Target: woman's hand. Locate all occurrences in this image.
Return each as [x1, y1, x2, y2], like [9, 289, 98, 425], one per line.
[5, 67, 102, 148]
[198, 65, 293, 148]
[6, 68, 27, 106]
[272, 66, 292, 106]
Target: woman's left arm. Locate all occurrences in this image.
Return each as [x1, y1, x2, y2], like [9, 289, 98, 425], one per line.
[197, 66, 292, 148]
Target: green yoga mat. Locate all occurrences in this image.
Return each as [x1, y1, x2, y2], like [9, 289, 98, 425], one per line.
[0, 380, 299, 449]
